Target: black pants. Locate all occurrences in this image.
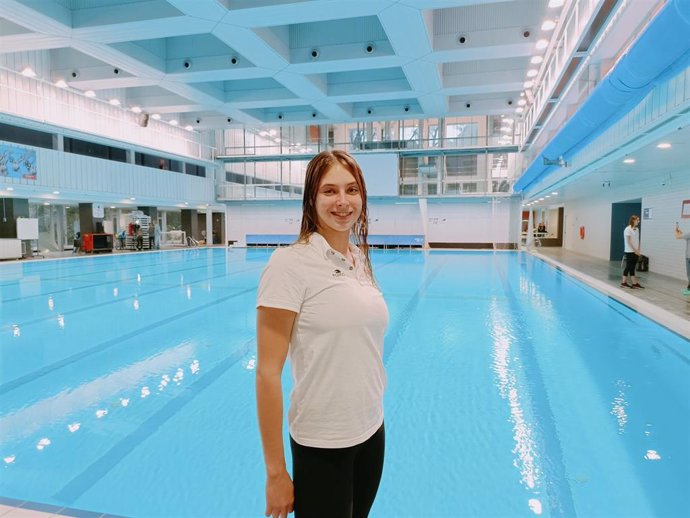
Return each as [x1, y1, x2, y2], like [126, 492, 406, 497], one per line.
[290, 423, 385, 518]
[623, 252, 637, 276]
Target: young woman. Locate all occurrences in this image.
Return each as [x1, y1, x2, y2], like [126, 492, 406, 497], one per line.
[256, 150, 388, 518]
[621, 215, 643, 288]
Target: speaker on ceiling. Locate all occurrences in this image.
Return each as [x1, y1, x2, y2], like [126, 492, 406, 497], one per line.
[137, 113, 149, 127]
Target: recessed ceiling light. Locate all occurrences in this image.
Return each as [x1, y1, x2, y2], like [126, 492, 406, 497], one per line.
[131, 106, 142, 113]
[110, 206, 116, 209]
[55, 79, 68, 88]
[21, 67, 36, 77]
[541, 20, 556, 31]
[520, 92, 525, 97]
[536, 39, 549, 50]
[185, 125, 193, 131]
[85, 90, 96, 97]
[551, 192, 558, 195]
[530, 55, 544, 64]
[545, 195, 551, 198]
[623, 157, 636, 164]
[130, 197, 136, 200]
[502, 118, 514, 123]
[538, 197, 545, 201]
[518, 99, 527, 106]
[169, 119, 178, 126]
[656, 142, 671, 149]
[151, 113, 161, 120]
[523, 80, 534, 88]
[501, 127, 512, 133]
[516, 107, 524, 113]
[527, 69, 538, 77]
[43, 202, 50, 206]
[52, 191, 60, 195]
[109, 98, 120, 106]
[7, 187, 14, 191]
[548, 0, 565, 7]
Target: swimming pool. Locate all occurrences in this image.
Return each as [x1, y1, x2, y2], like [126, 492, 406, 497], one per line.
[1, 249, 688, 517]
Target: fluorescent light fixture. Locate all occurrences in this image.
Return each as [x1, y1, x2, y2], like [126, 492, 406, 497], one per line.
[551, 192, 558, 195]
[548, 0, 565, 7]
[184, 202, 189, 205]
[536, 39, 549, 50]
[623, 157, 635, 164]
[152, 113, 161, 120]
[55, 79, 68, 88]
[538, 197, 545, 201]
[21, 67, 36, 77]
[110, 206, 116, 209]
[109, 98, 120, 106]
[545, 195, 551, 198]
[43, 202, 50, 206]
[85, 90, 96, 97]
[7, 187, 14, 191]
[530, 55, 544, 64]
[527, 69, 538, 78]
[541, 20, 556, 31]
[52, 191, 60, 194]
[130, 197, 136, 200]
[131, 106, 142, 113]
[656, 142, 671, 149]
[169, 119, 178, 126]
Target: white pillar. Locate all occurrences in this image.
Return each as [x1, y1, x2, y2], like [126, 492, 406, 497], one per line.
[206, 209, 213, 246]
[418, 198, 429, 248]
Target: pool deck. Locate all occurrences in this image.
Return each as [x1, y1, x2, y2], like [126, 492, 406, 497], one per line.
[533, 247, 690, 339]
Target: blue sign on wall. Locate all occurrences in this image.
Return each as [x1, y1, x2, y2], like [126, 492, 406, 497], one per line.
[0, 144, 37, 180]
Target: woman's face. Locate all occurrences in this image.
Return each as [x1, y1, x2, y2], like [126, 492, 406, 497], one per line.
[315, 163, 363, 237]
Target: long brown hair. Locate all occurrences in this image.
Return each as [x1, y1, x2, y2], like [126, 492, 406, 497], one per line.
[298, 150, 375, 283]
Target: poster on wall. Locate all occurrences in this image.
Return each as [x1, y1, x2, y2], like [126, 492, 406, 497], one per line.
[0, 144, 37, 180]
[92, 203, 104, 218]
[682, 200, 690, 219]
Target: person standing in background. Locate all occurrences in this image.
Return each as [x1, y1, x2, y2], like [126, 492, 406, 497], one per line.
[621, 215, 644, 289]
[675, 223, 690, 295]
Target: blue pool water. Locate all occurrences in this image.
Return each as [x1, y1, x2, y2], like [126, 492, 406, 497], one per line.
[0, 249, 688, 517]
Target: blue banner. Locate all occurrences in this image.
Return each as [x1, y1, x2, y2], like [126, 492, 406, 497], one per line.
[0, 144, 37, 180]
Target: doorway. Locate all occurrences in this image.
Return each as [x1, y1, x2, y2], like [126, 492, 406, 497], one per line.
[610, 201, 641, 261]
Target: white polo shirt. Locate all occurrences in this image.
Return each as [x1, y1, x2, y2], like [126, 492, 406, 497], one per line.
[624, 225, 639, 253]
[257, 232, 389, 448]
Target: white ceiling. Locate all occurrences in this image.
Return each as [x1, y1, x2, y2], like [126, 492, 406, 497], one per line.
[0, 0, 557, 128]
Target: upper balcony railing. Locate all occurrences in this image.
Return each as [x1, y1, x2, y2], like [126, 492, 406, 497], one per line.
[0, 67, 214, 161]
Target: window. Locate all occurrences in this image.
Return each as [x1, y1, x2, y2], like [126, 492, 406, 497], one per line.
[0, 122, 54, 149]
[64, 137, 127, 162]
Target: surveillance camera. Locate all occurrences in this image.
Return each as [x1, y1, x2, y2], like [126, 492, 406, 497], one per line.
[367, 108, 373, 115]
[458, 35, 467, 44]
[523, 30, 530, 38]
[507, 100, 513, 106]
[404, 105, 410, 112]
[465, 103, 471, 109]
[226, 117, 232, 123]
[113, 68, 120, 75]
[183, 60, 192, 69]
[71, 71, 79, 79]
[230, 56, 238, 65]
[195, 118, 201, 124]
[311, 112, 317, 118]
[278, 113, 283, 120]
[310, 49, 320, 59]
[365, 43, 375, 54]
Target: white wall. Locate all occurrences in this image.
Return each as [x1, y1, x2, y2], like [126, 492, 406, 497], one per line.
[563, 171, 690, 281]
[225, 196, 521, 247]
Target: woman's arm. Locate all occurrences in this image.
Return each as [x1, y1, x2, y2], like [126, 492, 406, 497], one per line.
[256, 306, 297, 518]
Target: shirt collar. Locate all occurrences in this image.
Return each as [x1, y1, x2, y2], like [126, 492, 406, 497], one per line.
[308, 232, 361, 260]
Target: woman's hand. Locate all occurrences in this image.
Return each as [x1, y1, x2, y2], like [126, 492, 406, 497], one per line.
[265, 470, 294, 518]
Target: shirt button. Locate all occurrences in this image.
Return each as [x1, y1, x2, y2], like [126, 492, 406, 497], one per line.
[341, 258, 346, 262]
[349, 266, 353, 270]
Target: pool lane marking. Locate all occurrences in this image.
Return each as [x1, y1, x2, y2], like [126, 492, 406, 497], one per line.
[0, 286, 256, 396]
[382, 256, 447, 364]
[52, 337, 254, 505]
[0, 252, 246, 303]
[2, 262, 265, 330]
[502, 259, 576, 518]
